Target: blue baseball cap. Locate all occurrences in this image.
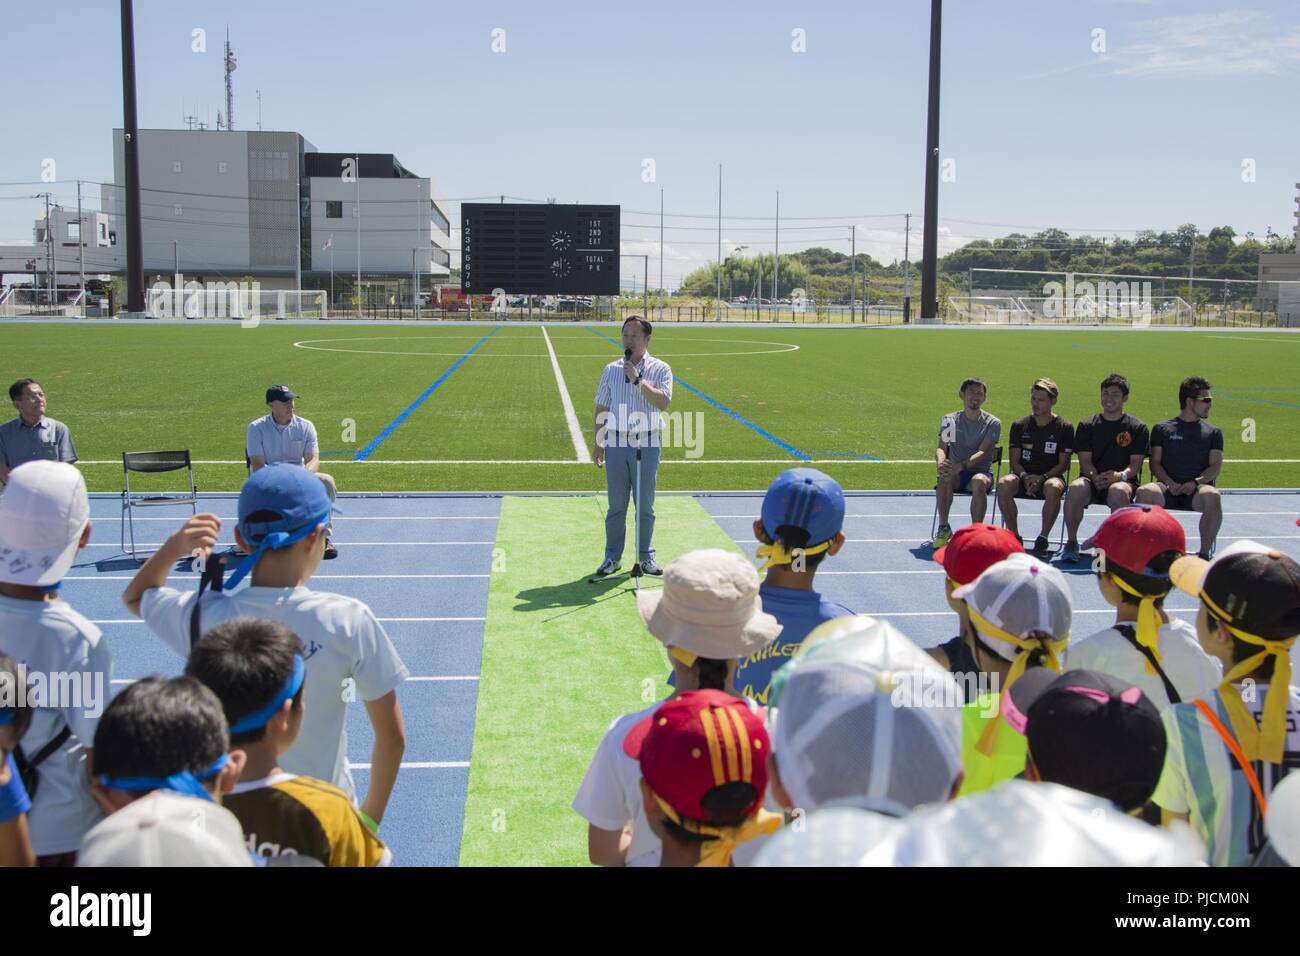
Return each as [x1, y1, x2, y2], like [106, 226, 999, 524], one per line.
[225, 465, 340, 588]
[237, 464, 338, 543]
[760, 468, 845, 546]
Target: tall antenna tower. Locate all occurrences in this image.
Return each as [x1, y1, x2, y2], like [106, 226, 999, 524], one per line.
[223, 27, 237, 130]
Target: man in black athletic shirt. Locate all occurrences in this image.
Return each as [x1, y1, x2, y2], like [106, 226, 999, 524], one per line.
[1061, 373, 1148, 563]
[997, 377, 1074, 556]
[1136, 375, 1223, 560]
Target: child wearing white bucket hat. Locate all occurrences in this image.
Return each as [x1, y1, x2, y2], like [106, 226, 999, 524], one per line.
[573, 549, 781, 866]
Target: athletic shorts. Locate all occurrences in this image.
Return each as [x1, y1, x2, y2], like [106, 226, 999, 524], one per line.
[1009, 473, 1061, 500]
[956, 469, 993, 493]
[1082, 476, 1136, 507]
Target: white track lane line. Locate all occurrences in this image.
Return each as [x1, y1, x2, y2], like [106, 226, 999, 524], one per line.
[542, 326, 592, 463]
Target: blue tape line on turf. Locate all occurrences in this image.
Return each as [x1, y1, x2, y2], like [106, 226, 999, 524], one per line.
[585, 327, 814, 460]
[353, 326, 502, 461]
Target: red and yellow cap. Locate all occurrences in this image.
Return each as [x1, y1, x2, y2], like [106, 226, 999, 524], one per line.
[624, 689, 770, 824]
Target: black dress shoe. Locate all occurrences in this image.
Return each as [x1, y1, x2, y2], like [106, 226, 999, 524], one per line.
[640, 557, 664, 576]
[594, 559, 620, 576]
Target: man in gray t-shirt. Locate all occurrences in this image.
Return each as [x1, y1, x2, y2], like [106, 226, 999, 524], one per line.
[0, 379, 77, 485]
[246, 384, 338, 559]
[933, 378, 1001, 548]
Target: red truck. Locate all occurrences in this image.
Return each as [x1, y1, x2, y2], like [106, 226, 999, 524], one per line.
[435, 287, 495, 311]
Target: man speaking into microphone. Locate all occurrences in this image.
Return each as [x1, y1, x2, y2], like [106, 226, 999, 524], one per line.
[593, 316, 673, 577]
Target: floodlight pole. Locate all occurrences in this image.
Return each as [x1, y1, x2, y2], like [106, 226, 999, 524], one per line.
[920, 0, 942, 322]
[120, 0, 145, 313]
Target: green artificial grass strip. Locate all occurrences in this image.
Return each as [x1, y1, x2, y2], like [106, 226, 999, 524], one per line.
[458, 494, 749, 866]
[2, 322, 1297, 490]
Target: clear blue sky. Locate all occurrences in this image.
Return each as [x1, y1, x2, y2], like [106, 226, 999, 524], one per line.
[3, 0, 1297, 285]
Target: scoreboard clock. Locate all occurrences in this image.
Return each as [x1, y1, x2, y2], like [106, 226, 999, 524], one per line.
[461, 203, 619, 295]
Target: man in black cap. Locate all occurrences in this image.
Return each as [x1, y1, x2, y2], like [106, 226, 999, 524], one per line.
[1001, 668, 1167, 816]
[246, 385, 337, 558]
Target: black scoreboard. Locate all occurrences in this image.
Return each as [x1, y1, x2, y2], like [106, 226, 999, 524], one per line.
[460, 203, 620, 295]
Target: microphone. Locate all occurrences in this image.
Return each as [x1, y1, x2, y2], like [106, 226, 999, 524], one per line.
[624, 347, 634, 382]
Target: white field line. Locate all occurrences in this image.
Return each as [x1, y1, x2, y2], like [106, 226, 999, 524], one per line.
[83, 541, 496, 547]
[77, 458, 1300, 465]
[349, 762, 469, 770]
[112, 674, 480, 686]
[542, 326, 592, 463]
[711, 510, 1300, 519]
[65, 573, 490, 581]
[98, 516, 500, 522]
[89, 616, 485, 624]
[735, 535, 1300, 545]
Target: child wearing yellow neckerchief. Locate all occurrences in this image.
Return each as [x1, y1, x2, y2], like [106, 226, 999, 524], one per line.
[1071, 505, 1222, 712]
[1152, 541, 1300, 866]
[624, 690, 782, 867]
[948, 553, 1073, 796]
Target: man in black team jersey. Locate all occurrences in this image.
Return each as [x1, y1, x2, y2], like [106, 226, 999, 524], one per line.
[1135, 375, 1223, 561]
[996, 378, 1074, 556]
[1061, 373, 1149, 563]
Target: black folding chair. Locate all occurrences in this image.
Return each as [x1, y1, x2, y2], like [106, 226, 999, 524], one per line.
[121, 450, 199, 558]
[999, 458, 1073, 553]
[930, 446, 1003, 543]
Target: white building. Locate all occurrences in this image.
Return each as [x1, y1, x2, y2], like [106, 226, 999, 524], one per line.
[2, 129, 452, 301]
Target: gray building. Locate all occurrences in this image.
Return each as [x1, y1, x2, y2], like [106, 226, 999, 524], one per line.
[101, 128, 451, 291]
[1256, 182, 1300, 326]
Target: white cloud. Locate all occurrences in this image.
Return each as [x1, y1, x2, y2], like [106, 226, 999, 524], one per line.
[1114, 9, 1300, 76]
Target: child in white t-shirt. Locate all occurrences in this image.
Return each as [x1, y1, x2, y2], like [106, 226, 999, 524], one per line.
[572, 550, 781, 866]
[1070, 505, 1221, 709]
[122, 464, 407, 833]
[0, 461, 111, 864]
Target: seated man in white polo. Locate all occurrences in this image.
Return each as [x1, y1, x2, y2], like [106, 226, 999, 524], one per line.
[246, 384, 338, 559]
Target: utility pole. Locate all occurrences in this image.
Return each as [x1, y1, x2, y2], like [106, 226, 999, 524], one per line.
[716, 164, 722, 317]
[76, 181, 86, 305]
[774, 190, 780, 305]
[904, 212, 913, 323]
[850, 224, 857, 322]
[659, 187, 664, 293]
[40, 192, 54, 303]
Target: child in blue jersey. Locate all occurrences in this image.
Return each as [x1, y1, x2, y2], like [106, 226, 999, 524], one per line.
[734, 468, 852, 705]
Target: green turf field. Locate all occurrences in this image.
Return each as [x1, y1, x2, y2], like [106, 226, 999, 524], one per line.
[2, 321, 1296, 490]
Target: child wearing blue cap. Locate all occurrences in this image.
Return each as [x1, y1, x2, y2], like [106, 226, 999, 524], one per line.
[738, 468, 853, 705]
[122, 464, 408, 832]
[187, 618, 390, 866]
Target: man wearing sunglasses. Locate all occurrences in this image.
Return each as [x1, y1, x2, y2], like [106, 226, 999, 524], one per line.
[1137, 376, 1223, 560]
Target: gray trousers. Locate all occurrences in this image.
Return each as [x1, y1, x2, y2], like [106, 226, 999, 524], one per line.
[603, 443, 660, 563]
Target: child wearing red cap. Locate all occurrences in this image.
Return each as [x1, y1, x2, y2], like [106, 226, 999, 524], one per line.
[1070, 505, 1221, 711]
[928, 523, 1025, 701]
[572, 550, 780, 867]
[624, 689, 782, 867]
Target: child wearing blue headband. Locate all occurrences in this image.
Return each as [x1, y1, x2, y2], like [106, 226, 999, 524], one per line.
[89, 677, 244, 815]
[188, 618, 390, 866]
[122, 464, 409, 830]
